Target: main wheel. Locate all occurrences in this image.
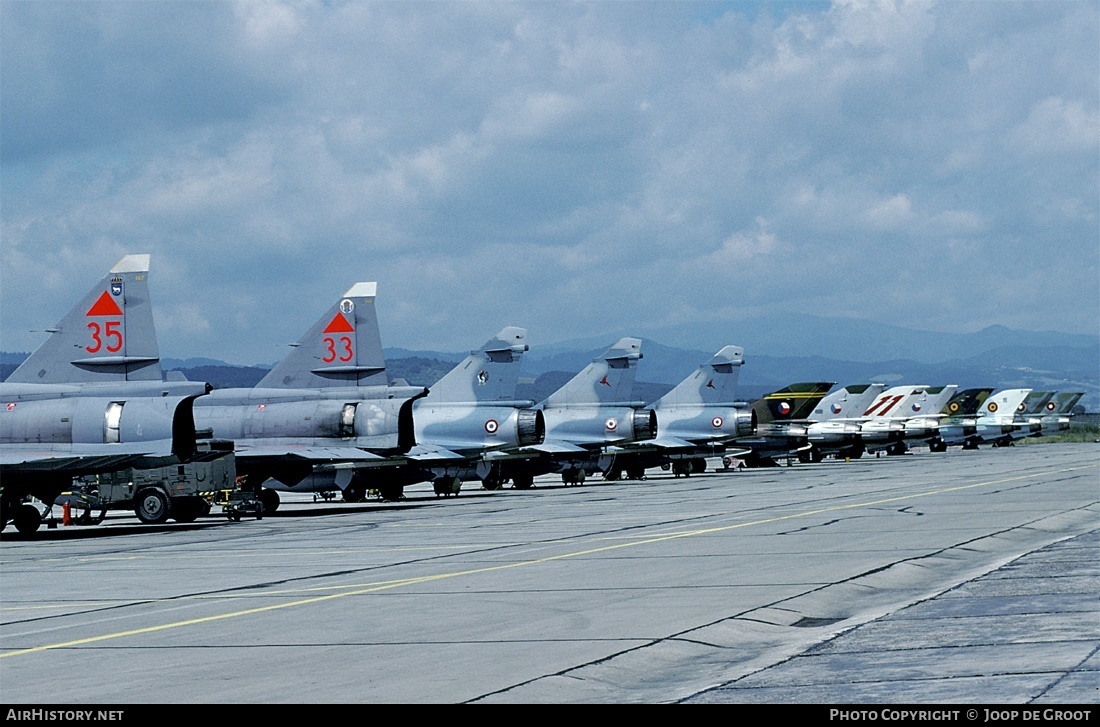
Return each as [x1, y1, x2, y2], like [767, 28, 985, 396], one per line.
[512, 473, 534, 490]
[134, 488, 171, 524]
[13, 503, 42, 535]
[259, 488, 281, 513]
[481, 474, 504, 491]
[342, 483, 366, 503]
[433, 476, 461, 497]
[171, 496, 207, 523]
[378, 484, 404, 502]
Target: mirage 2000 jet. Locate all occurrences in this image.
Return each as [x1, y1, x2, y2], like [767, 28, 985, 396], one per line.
[368, 326, 545, 500]
[493, 337, 658, 488]
[598, 345, 754, 480]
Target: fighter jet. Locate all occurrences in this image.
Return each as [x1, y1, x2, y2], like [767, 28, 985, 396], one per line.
[965, 388, 1034, 448]
[599, 345, 754, 480]
[926, 387, 994, 451]
[727, 382, 836, 466]
[797, 383, 888, 462]
[861, 385, 960, 456]
[1, 255, 218, 534]
[369, 326, 545, 499]
[495, 337, 657, 487]
[1031, 391, 1085, 435]
[190, 282, 427, 512]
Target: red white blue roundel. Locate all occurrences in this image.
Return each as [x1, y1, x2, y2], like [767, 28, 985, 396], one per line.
[484, 419, 498, 434]
[605, 418, 618, 431]
[831, 403, 843, 414]
[712, 416, 723, 428]
[1017, 402, 1026, 413]
[777, 402, 791, 416]
[1046, 401, 1057, 411]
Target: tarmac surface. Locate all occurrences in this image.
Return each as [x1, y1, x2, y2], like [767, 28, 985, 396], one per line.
[1, 442, 1097, 706]
[686, 528, 1099, 704]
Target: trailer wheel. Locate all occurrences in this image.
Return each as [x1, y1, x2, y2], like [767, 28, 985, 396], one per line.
[135, 488, 171, 524]
[171, 497, 206, 523]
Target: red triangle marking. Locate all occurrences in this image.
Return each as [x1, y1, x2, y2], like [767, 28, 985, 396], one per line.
[86, 290, 123, 317]
[323, 312, 355, 333]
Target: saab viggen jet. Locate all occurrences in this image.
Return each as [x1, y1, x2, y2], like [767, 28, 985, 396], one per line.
[495, 337, 657, 488]
[599, 345, 754, 479]
[190, 282, 427, 513]
[1, 255, 221, 534]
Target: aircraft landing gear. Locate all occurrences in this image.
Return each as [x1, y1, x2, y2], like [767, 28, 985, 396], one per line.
[13, 502, 43, 535]
[434, 476, 461, 497]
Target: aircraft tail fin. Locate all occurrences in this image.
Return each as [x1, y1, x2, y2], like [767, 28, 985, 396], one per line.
[978, 388, 1032, 417]
[862, 385, 929, 418]
[423, 327, 528, 403]
[1046, 391, 1085, 415]
[942, 388, 995, 416]
[808, 383, 887, 421]
[655, 345, 744, 408]
[257, 282, 388, 389]
[753, 382, 834, 424]
[6, 254, 165, 385]
[1019, 391, 1055, 416]
[908, 385, 958, 416]
[542, 337, 643, 407]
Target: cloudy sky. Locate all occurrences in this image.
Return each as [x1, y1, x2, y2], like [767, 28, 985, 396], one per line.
[2, 0, 1097, 366]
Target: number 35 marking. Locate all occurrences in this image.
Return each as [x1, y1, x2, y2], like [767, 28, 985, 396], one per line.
[86, 320, 123, 353]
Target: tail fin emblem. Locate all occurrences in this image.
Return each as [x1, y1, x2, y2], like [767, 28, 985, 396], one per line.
[86, 291, 124, 317]
[477, 370, 488, 385]
[987, 402, 998, 413]
[706, 379, 716, 389]
[777, 402, 791, 416]
[599, 375, 610, 387]
[323, 312, 355, 334]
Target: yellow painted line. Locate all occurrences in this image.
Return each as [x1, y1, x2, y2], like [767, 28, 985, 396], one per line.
[2, 463, 1092, 659]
